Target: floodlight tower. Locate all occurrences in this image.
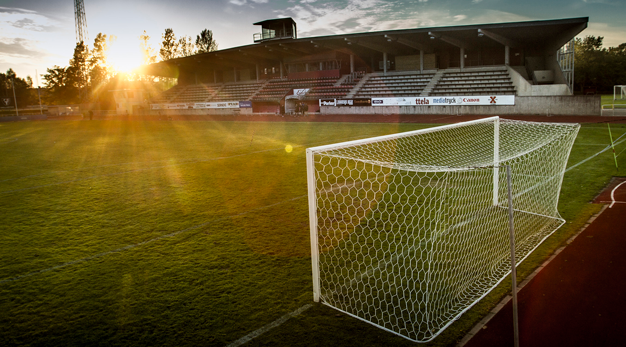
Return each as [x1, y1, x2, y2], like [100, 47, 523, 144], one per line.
[74, 0, 89, 44]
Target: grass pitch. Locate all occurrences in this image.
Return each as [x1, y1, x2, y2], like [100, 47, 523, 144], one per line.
[0, 119, 625, 346]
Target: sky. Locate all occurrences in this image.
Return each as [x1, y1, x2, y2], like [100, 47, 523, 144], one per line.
[1, 0, 625, 83]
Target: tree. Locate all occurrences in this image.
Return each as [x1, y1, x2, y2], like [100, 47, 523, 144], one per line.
[140, 30, 157, 65]
[195, 29, 218, 54]
[68, 41, 90, 101]
[159, 28, 178, 61]
[574, 36, 626, 93]
[42, 66, 77, 105]
[0, 69, 34, 107]
[178, 35, 196, 57]
[89, 33, 111, 88]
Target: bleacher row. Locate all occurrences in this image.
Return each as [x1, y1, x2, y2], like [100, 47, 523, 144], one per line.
[151, 67, 516, 103]
[431, 68, 516, 96]
[355, 73, 435, 98]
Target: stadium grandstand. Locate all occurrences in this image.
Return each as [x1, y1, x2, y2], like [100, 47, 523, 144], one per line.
[139, 17, 598, 116]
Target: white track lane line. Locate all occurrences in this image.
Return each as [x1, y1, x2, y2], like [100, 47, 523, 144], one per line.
[609, 180, 626, 208]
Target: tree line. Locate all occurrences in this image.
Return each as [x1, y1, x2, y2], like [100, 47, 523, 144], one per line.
[3, 28, 218, 109]
[574, 36, 626, 93]
[0, 69, 35, 108]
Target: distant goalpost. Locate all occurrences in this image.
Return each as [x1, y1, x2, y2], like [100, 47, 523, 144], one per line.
[615, 85, 626, 101]
[306, 117, 580, 342]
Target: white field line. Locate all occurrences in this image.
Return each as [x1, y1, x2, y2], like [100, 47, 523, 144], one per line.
[226, 304, 313, 347]
[565, 133, 626, 173]
[609, 181, 626, 208]
[0, 195, 307, 284]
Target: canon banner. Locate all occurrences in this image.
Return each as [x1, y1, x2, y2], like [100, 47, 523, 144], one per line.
[371, 96, 515, 106]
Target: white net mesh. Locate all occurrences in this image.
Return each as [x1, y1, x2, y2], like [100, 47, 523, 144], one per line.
[306, 117, 579, 342]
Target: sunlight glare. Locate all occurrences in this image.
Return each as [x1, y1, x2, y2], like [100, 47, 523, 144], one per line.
[108, 41, 143, 73]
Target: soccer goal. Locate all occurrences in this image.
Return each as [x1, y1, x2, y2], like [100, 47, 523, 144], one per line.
[306, 117, 579, 342]
[615, 85, 626, 101]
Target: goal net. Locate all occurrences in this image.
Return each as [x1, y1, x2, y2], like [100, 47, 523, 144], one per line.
[306, 117, 579, 342]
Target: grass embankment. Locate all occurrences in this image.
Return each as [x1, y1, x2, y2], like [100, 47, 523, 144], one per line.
[0, 120, 624, 346]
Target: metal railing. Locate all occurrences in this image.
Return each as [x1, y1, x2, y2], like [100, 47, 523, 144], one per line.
[253, 32, 294, 42]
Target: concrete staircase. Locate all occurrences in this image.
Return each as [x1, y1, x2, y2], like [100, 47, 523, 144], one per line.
[419, 70, 445, 96]
[346, 73, 373, 98]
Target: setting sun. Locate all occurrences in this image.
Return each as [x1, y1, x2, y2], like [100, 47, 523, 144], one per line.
[107, 41, 143, 73]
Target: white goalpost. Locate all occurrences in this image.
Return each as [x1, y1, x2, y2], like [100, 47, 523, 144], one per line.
[615, 85, 626, 101]
[306, 117, 579, 342]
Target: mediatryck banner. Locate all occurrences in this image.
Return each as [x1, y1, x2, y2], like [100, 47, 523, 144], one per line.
[370, 96, 515, 106]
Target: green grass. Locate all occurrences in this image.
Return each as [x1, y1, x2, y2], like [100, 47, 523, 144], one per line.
[0, 119, 625, 346]
[601, 94, 626, 105]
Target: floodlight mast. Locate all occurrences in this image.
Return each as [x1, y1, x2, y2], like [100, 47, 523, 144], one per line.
[74, 0, 89, 44]
[74, 0, 89, 104]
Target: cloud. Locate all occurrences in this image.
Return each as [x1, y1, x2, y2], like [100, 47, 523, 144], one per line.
[0, 38, 43, 58]
[582, 0, 618, 3]
[461, 10, 531, 25]
[10, 18, 56, 32]
[0, 7, 36, 15]
[278, 0, 490, 38]
[583, 22, 626, 47]
[229, 0, 269, 6]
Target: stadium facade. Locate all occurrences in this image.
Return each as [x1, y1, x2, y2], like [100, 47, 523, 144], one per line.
[140, 17, 599, 116]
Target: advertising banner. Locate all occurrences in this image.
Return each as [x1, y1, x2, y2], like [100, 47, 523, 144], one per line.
[371, 96, 515, 106]
[239, 101, 253, 108]
[319, 99, 336, 107]
[151, 103, 189, 110]
[336, 98, 372, 107]
[294, 88, 310, 96]
[152, 101, 240, 110]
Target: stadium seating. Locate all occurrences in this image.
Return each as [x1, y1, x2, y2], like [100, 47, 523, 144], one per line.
[252, 77, 340, 102]
[354, 72, 435, 98]
[171, 84, 220, 103]
[153, 67, 517, 105]
[430, 67, 516, 96]
[151, 84, 186, 103]
[210, 82, 265, 102]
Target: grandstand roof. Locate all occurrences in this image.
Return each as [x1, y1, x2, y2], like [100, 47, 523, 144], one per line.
[144, 17, 588, 78]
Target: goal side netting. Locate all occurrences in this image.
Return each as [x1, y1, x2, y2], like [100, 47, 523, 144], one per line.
[306, 117, 580, 342]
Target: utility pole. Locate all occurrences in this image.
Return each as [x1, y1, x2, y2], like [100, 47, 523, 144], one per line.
[11, 78, 19, 117]
[35, 69, 43, 115]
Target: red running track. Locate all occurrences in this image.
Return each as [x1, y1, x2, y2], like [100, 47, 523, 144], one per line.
[464, 177, 626, 347]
